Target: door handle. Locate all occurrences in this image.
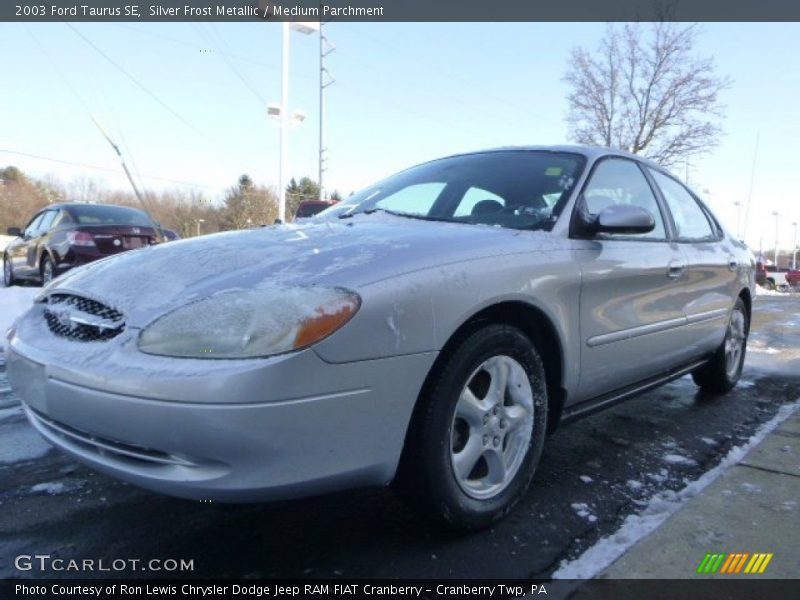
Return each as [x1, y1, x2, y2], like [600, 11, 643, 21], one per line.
[667, 261, 686, 279]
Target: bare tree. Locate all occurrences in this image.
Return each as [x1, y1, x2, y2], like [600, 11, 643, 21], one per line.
[563, 22, 730, 166]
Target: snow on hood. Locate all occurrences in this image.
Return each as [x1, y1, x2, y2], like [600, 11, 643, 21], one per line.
[48, 213, 564, 326]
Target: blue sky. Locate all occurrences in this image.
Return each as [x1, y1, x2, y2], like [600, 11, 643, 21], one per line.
[1, 22, 798, 251]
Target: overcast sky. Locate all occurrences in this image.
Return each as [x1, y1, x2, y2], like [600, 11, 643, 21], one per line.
[1, 22, 798, 251]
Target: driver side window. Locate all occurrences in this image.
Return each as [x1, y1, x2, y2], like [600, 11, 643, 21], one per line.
[583, 159, 666, 240]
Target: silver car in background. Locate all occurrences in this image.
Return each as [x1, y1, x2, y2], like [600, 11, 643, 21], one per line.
[6, 146, 754, 529]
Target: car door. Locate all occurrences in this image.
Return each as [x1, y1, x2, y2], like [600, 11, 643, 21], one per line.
[10, 212, 44, 277]
[648, 169, 735, 358]
[573, 157, 692, 401]
[26, 209, 57, 273]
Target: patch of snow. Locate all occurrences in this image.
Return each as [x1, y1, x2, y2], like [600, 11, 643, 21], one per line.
[30, 482, 66, 495]
[579, 475, 594, 484]
[0, 234, 14, 252]
[571, 502, 598, 523]
[626, 480, 643, 490]
[700, 437, 716, 446]
[0, 405, 22, 421]
[662, 453, 698, 466]
[0, 426, 51, 463]
[749, 346, 781, 355]
[740, 482, 762, 494]
[646, 469, 669, 483]
[552, 399, 800, 580]
[0, 285, 39, 350]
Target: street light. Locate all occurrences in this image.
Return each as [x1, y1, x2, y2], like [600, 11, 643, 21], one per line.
[772, 211, 780, 266]
[793, 221, 798, 270]
[274, 21, 318, 224]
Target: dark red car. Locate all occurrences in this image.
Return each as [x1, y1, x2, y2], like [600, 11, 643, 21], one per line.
[294, 200, 337, 220]
[3, 203, 160, 287]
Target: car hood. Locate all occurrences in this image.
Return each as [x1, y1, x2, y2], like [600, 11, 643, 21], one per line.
[48, 213, 565, 326]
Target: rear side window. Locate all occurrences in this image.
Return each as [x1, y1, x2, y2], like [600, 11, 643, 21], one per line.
[649, 170, 715, 241]
[37, 210, 57, 233]
[583, 158, 667, 240]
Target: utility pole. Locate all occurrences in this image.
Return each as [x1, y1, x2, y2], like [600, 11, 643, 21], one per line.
[319, 22, 335, 201]
[91, 116, 147, 210]
[793, 221, 798, 270]
[733, 201, 743, 239]
[772, 211, 780, 266]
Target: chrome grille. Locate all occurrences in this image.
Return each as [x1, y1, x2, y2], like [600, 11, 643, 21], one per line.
[43, 293, 124, 341]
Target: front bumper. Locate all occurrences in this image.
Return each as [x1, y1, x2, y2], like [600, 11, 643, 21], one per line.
[6, 326, 436, 502]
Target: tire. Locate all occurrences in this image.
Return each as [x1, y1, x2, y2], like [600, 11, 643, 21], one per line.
[3, 255, 16, 287]
[765, 279, 776, 291]
[40, 255, 54, 286]
[395, 324, 548, 530]
[691, 298, 748, 394]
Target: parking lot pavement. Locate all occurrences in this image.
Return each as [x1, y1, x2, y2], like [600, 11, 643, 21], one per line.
[596, 407, 800, 579]
[1, 296, 799, 579]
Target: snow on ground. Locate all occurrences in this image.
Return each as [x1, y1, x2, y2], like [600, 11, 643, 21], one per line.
[756, 285, 799, 297]
[661, 453, 698, 466]
[0, 283, 38, 351]
[0, 425, 51, 464]
[552, 399, 800, 579]
[30, 481, 66, 495]
[571, 503, 598, 523]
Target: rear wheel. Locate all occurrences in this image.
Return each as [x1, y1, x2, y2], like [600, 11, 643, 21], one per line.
[3, 255, 15, 287]
[691, 298, 748, 394]
[40, 255, 54, 286]
[395, 324, 548, 529]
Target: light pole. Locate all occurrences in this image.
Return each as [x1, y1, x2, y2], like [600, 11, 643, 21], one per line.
[195, 218, 204, 237]
[275, 22, 318, 224]
[772, 211, 780, 266]
[793, 221, 798, 270]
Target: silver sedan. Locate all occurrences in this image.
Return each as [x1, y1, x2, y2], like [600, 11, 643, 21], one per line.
[6, 146, 754, 529]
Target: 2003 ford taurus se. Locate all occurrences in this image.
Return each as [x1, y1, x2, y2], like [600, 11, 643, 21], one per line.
[6, 146, 754, 528]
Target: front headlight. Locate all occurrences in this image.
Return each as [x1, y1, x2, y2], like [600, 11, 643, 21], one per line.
[138, 286, 360, 359]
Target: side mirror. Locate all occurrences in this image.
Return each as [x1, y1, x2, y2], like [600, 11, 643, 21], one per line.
[7, 227, 21, 237]
[595, 204, 655, 235]
[573, 200, 655, 237]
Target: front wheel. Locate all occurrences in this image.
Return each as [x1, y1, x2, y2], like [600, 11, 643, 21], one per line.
[395, 324, 548, 529]
[40, 255, 54, 286]
[691, 298, 748, 394]
[3, 255, 16, 287]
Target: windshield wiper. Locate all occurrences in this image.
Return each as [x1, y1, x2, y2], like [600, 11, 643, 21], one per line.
[349, 208, 453, 223]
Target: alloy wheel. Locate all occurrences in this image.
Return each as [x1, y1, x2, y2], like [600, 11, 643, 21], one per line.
[450, 355, 534, 500]
[42, 259, 53, 285]
[725, 309, 746, 378]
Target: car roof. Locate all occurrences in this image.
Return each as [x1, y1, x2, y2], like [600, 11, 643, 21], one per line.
[46, 202, 150, 213]
[437, 144, 667, 171]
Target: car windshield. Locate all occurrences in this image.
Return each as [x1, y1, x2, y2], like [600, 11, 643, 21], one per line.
[348, 150, 585, 230]
[68, 205, 154, 227]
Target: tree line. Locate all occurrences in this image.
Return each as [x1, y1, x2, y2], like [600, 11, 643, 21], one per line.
[0, 167, 344, 238]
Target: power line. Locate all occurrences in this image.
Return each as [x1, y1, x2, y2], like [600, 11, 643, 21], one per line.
[65, 23, 203, 136]
[195, 23, 267, 106]
[0, 149, 216, 190]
